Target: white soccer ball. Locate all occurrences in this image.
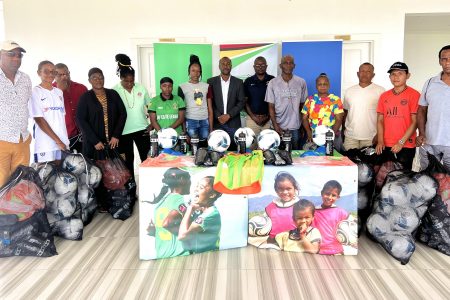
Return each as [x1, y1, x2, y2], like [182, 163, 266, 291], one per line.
[234, 127, 256, 149]
[336, 219, 358, 245]
[88, 165, 102, 187]
[257, 129, 280, 151]
[358, 188, 370, 210]
[312, 125, 333, 146]
[208, 130, 231, 152]
[415, 205, 428, 218]
[380, 182, 411, 207]
[383, 233, 415, 262]
[157, 128, 178, 149]
[57, 195, 77, 218]
[54, 172, 78, 196]
[248, 215, 272, 237]
[57, 218, 83, 240]
[366, 213, 390, 237]
[389, 206, 419, 233]
[62, 154, 87, 175]
[357, 162, 374, 187]
[44, 189, 58, 213]
[414, 174, 438, 201]
[385, 170, 409, 185]
[77, 186, 90, 205]
[37, 163, 55, 182]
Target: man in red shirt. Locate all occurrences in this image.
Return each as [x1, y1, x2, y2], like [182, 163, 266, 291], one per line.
[375, 62, 419, 170]
[53, 63, 87, 153]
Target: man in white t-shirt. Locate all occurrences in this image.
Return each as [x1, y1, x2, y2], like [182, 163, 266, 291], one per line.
[342, 63, 385, 150]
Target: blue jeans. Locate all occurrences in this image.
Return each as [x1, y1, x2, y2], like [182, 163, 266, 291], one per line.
[186, 118, 209, 141]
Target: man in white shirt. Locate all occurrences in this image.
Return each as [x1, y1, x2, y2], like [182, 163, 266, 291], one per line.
[0, 40, 32, 187]
[342, 62, 385, 150]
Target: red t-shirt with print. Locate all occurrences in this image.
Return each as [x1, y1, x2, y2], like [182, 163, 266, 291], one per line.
[376, 87, 420, 148]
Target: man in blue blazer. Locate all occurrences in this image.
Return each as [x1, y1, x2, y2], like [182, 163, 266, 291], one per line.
[207, 57, 245, 150]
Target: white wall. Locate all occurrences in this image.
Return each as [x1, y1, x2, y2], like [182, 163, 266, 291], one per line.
[3, 0, 450, 91]
[404, 32, 450, 90]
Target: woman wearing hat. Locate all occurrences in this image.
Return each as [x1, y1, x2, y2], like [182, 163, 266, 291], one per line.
[148, 77, 186, 134]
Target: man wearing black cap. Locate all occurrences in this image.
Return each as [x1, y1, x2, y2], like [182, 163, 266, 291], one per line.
[148, 77, 186, 134]
[0, 40, 32, 187]
[417, 45, 450, 170]
[375, 62, 420, 170]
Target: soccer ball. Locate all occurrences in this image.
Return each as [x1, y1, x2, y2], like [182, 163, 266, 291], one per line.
[385, 170, 409, 185]
[57, 217, 83, 240]
[383, 233, 415, 263]
[208, 130, 231, 152]
[336, 219, 358, 245]
[77, 186, 90, 205]
[366, 213, 390, 237]
[57, 195, 77, 218]
[62, 154, 87, 175]
[414, 174, 438, 201]
[234, 127, 256, 149]
[380, 182, 411, 207]
[358, 188, 370, 210]
[54, 172, 78, 196]
[357, 162, 374, 187]
[248, 215, 272, 237]
[257, 129, 280, 151]
[88, 165, 102, 187]
[157, 128, 178, 149]
[312, 125, 332, 146]
[389, 206, 419, 233]
[37, 163, 55, 182]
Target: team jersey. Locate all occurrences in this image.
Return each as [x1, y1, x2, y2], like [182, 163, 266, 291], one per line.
[29, 86, 69, 153]
[154, 193, 188, 258]
[148, 94, 186, 134]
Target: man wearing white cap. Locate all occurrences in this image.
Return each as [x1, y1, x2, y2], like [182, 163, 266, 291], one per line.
[0, 40, 32, 187]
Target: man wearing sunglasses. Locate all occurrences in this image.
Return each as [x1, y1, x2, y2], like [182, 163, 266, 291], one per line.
[0, 40, 32, 187]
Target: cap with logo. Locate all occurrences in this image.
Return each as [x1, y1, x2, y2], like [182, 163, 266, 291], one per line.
[387, 62, 408, 73]
[1, 40, 26, 53]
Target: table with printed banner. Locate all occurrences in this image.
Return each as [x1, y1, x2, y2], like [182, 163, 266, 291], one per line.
[138, 153, 358, 260]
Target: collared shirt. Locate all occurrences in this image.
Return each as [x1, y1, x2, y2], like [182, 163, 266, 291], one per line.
[265, 75, 308, 130]
[244, 73, 274, 115]
[53, 80, 88, 138]
[0, 69, 32, 143]
[418, 73, 450, 146]
[221, 76, 230, 114]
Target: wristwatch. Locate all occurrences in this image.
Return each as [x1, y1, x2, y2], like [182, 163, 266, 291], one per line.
[398, 139, 405, 145]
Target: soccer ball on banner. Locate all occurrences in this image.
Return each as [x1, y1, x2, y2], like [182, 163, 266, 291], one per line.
[248, 215, 272, 237]
[54, 171, 78, 196]
[257, 129, 280, 151]
[208, 130, 231, 152]
[336, 219, 358, 245]
[157, 128, 178, 149]
[62, 153, 87, 175]
[234, 127, 256, 149]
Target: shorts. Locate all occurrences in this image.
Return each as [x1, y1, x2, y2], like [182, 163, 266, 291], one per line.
[34, 150, 62, 163]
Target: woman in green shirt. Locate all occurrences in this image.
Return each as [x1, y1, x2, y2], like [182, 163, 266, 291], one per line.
[113, 54, 152, 178]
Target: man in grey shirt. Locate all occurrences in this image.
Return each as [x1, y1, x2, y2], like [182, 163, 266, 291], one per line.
[417, 45, 450, 169]
[265, 55, 308, 150]
[0, 40, 32, 187]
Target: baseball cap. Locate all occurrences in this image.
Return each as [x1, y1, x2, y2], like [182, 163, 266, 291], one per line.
[1, 40, 26, 53]
[387, 62, 408, 73]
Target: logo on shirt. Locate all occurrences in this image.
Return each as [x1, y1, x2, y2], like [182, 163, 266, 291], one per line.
[178, 204, 187, 214]
[43, 106, 64, 112]
[386, 106, 398, 116]
[195, 217, 204, 225]
[137, 92, 142, 97]
[40, 98, 46, 101]
[400, 99, 408, 106]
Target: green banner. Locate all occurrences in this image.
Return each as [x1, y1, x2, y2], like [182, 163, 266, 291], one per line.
[154, 43, 212, 95]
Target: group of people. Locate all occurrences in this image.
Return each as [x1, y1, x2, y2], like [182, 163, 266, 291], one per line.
[1, 39, 449, 189]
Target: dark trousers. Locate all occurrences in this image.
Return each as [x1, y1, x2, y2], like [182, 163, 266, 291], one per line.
[384, 147, 416, 170]
[119, 129, 150, 177]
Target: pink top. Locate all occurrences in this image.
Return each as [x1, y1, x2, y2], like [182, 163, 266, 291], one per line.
[312, 206, 348, 255]
[265, 198, 298, 239]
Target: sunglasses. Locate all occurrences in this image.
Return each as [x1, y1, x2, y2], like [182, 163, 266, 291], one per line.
[4, 51, 23, 58]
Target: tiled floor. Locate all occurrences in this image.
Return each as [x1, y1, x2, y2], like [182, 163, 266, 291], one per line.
[1, 206, 449, 300]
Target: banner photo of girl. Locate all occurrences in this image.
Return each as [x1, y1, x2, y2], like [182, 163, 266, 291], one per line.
[139, 166, 248, 260]
[248, 163, 358, 255]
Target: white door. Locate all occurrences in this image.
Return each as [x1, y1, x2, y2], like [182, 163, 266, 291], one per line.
[137, 46, 156, 97]
[342, 41, 373, 94]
